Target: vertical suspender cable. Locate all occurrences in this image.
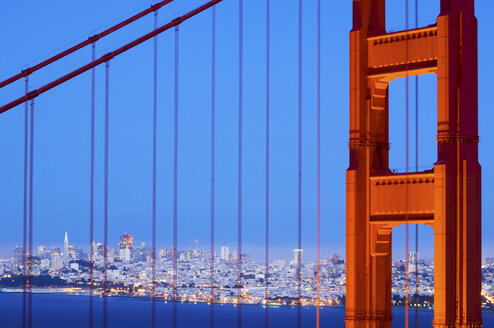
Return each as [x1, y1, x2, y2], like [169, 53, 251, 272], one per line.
[237, 0, 243, 327]
[103, 60, 110, 328]
[405, 0, 410, 327]
[265, 0, 270, 327]
[173, 25, 179, 328]
[316, 0, 321, 326]
[210, 6, 216, 328]
[414, 1, 419, 326]
[151, 10, 158, 328]
[89, 42, 96, 328]
[27, 98, 34, 328]
[22, 76, 29, 328]
[297, 0, 303, 327]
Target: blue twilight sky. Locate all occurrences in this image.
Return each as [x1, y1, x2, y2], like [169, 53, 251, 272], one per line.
[0, 0, 493, 263]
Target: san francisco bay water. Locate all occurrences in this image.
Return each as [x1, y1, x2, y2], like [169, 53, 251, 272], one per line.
[1, 293, 493, 327]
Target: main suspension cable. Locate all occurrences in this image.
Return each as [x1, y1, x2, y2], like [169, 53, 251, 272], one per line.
[0, 0, 225, 115]
[0, 0, 176, 89]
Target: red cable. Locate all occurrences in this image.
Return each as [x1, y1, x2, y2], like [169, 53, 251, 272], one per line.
[0, 0, 176, 89]
[0, 0, 225, 115]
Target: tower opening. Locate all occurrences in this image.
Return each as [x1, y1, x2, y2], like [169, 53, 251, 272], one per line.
[388, 74, 437, 174]
[384, 0, 440, 33]
[391, 224, 435, 327]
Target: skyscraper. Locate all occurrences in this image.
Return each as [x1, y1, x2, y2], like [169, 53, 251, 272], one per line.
[13, 246, 24, 267]
[37, 245, 47, 258]
[63, 231, 69, 263]
[68, 245, 77, 259]
[119, 233, 134, 262]
[51, 246, 61, 257]
[221, 246, 230, 262]
[51, 253, 63, 271]
[97, 243, 105, 258]
[331, 254, 342, 265]
[90, 241, 96, 260]
[292, 249, 303, 266]
[230, 250, 238, 264]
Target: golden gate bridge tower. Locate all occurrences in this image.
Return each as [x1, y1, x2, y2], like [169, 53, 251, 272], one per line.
[346, 0, 481, 327]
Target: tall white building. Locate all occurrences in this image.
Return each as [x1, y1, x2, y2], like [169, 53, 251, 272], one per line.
[120, 248, 131, 262]
[51, 254, 63, 271]
[37, 245, 47, 257]
[63, 231, 70, 264]
[90, 241, 97, 260]
[292, 249, 303, 266]
[230, 250, 238, 263]
[221, 246, 230, 261]
[119, 233, 133, 262]
[40, 259, 50, 270]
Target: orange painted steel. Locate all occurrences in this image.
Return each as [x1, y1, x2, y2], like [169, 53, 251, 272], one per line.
[346, 0, 482, 327]
[0, 0, 223, 115]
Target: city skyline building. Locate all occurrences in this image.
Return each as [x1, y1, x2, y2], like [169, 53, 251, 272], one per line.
[37, 245, 47, 257]
[50, 253, 63, 271]
[90, 241, 96, 259]
[63, 231, 69, 264]
[292, 249, 303, 266]
[221, 246, 230, 262]
[13, 246, 24, 266]
[97, 243, 105, 258]
[119, 233, 134, 262]
[331, 254, 342, 265]
[51, 246, 60, 256]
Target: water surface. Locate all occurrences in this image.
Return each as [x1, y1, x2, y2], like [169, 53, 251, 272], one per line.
[0, 293, 492, 327]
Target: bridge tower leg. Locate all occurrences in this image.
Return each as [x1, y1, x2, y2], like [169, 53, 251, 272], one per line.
[345, 1, 482, 327]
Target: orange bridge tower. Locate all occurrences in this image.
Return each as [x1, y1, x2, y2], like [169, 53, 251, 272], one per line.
[346, 0, 482, 327]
